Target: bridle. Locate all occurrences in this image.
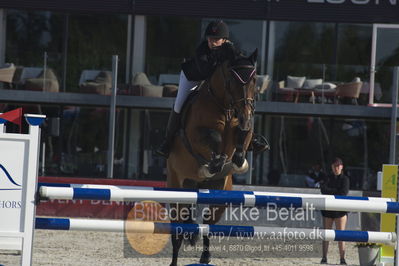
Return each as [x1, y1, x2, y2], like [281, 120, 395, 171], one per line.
[208, 62, 256, 121]
[229, 65, 256, 108]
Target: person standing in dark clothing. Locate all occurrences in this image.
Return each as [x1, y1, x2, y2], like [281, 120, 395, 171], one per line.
[305, 163, 326, 188]
[319, 157, 349, 265]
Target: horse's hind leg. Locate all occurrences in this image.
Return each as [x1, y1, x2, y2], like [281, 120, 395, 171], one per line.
[167, 161, 184, 266]
[200, 235, 211, 264]
[170, 234, 183, 266]
[169, 202, 185, 266]
[200, 175, 233, 264]
[186, 205, 199, 246]
[200, 204, 226, 264]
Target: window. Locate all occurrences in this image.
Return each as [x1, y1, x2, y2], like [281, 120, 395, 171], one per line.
[336, 23, 372, 86]
[67, 13, 127, 92]
[6, 10, 64, 90]
[145, 16, 201, 83]
[270, 21, 335, 82]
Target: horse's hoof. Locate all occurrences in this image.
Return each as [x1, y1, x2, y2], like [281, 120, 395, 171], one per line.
[232, 158, 248, 174]
[198, 165, 214, 179]
[232, 152, 245, 167]
[199, 250, 211, 264]
[208, 153, 227, 175]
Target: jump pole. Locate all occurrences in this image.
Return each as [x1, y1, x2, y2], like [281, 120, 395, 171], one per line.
[38, 182, 394, 202]
[35, 217, 397, 245]
[39, 186, 399, 214]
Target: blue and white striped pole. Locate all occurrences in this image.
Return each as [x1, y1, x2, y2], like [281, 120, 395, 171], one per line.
[38, 182, 393, 202]
[35, 217, 396, 244]
[39, 186, 399, 214]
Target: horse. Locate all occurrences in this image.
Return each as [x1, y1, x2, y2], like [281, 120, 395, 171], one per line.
[166, 49, 258, 266]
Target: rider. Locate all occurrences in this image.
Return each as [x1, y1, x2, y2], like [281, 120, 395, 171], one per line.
[156, 20, 268, 159]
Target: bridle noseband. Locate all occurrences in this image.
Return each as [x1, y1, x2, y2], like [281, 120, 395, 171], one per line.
[229, 65, 256, 108]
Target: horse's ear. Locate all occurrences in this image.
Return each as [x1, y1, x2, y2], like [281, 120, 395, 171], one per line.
[249, 49, 258, 65]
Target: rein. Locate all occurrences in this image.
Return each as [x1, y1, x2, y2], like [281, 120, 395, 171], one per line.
[207, 86, 235, 121]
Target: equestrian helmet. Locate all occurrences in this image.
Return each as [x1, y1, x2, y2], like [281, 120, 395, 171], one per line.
[205, 20, 229, 39]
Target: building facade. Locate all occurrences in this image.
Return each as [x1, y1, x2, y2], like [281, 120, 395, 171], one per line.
[1, 0, 399, 190]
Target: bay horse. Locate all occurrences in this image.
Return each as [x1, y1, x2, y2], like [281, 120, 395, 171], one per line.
[167, 50, 258, 266]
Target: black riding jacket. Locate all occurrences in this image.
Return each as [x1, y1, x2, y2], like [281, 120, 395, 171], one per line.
[320, 173, 350, 196]
[181, 40, 241, 81]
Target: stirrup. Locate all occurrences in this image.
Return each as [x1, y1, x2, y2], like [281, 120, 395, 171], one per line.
[252, 134, 270, 154]
[155, 142, 170, 158]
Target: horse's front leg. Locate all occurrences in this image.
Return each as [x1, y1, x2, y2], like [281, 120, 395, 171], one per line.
[197, 128, 227, 178]
[232, 128, 251, 173]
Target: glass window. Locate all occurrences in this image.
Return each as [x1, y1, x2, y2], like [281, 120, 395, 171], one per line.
[145, 16, 201, 83]
[336, 23, 372, 82]
[262, 115, 389, 190]
[6, 10, 64, 91]
[67, 13, 128, 93]
[372, 27, 399, 104]
[336, 23, 372, 104]
[58, 106, 109, 177]
[270, 21, 335, 83]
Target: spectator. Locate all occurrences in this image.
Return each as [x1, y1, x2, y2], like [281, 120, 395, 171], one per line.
[319, 157, 349, 265]
[305, 163, 326, 188]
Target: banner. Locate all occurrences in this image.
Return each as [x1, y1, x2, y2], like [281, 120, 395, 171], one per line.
[37, 177, 166, 219]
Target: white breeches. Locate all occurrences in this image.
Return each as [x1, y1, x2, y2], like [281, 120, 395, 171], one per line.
[174, 71, 201, 113]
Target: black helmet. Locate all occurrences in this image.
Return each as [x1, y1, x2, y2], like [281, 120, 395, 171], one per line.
[205, 20, 229, 39]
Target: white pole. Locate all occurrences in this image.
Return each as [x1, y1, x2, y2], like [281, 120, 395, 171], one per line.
[41, 142, 45, 176]
[43, 51, 47, 91]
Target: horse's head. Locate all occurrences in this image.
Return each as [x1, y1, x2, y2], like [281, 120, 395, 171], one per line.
[222, 49, 258, 131]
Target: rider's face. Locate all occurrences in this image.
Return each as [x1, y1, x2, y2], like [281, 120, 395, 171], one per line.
[207, 37, 226, 49]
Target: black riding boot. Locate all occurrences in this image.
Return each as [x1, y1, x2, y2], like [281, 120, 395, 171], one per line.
[156, 111, 181, 158]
